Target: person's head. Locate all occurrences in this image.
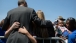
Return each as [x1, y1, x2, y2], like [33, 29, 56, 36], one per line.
[66, 17, 76, 31]
[36, 10, 45, 20]
[54, 20, 58, 28]
[32, 10, 45, 29]
[58, 16, 65, 21]
[58, 20, 64, 27]
[18, 0, 27, 7]
[0, 19, 4, 27]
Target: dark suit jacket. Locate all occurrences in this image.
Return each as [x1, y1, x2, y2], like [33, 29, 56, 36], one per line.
[2, 6, 52, 34]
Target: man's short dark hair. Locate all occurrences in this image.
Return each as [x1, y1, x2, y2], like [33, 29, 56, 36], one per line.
[18, 0, 25, 6]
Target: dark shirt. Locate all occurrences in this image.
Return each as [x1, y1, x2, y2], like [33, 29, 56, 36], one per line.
[0, 27, 6, 43]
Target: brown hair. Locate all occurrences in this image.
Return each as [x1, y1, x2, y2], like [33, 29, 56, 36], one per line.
[0, 19, 10, 30]
[0, 19, 4, 27]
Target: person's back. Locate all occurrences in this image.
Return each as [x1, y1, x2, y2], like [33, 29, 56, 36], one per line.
[9, 6, 33, 33]
[5, 6, 36, 43]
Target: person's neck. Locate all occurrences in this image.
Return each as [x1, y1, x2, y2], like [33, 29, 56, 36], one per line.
[19, 5, 24, 7]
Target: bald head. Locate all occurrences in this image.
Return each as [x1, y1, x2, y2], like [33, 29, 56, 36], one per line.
[18, 0, 27, 7]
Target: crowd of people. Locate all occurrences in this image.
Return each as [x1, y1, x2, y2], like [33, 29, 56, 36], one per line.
[0, 0, 76, 43]
[53, 16, 76, 43]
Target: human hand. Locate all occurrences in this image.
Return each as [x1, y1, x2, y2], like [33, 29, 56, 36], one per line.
[18, 27, 37, 43]
[18, 26, 28, 34]
[11, 22, 20, 29]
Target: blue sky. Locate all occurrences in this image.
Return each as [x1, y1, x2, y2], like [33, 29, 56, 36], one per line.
[0, 0, 76, 22]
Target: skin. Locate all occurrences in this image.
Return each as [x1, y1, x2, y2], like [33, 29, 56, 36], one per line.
[58, 20, 64, 27]
[5, 22, 37, 43]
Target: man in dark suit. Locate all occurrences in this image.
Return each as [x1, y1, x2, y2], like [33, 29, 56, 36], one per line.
[2, 0, 54, 43]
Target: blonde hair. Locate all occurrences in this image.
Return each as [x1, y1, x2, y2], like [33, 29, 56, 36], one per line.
[36, 10, 45, 20]
[35, 10, 49, 38]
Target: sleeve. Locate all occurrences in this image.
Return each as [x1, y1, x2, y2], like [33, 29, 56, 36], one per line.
[68, 34, 76, 43]
[31, 9, 52, 28]
[2, 12, 10, 31]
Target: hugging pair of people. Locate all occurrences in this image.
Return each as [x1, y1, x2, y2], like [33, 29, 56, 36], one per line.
[3, 10, 55, 43]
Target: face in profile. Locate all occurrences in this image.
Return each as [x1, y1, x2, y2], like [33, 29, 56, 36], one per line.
[66, 20, 69, 28]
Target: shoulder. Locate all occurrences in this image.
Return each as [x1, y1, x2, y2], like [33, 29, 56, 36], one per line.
[69, 32, 76, 39]
[26, 7, 35, 12]
[7, 8, 16, 15]
[68, 30, 76, 42]
[25, 7, 36, 15]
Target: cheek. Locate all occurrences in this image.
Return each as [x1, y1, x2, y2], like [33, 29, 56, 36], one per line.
[66, 24, 69, 27]
[58, 24, 61, 26]
[61, 24, 64, 25]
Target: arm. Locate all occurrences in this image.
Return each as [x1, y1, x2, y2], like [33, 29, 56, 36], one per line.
[5, 26, 13, 38]
[24, 31, 37, 43]
[31, 9, 51, 28]
[65, 27, 71, 33]
[18, 27, 37, 43]
[5, 22, 20, 38]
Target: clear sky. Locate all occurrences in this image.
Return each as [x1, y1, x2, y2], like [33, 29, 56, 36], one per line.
[0, 0, 76, 22]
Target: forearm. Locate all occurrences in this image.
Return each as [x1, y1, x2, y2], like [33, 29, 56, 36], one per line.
[25, 32, 37, 43]
[5, 27, 13, 38]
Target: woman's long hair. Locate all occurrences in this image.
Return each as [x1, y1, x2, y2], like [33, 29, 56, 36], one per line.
[66, 17, 76, 31]
[33, 10, 49, 38]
